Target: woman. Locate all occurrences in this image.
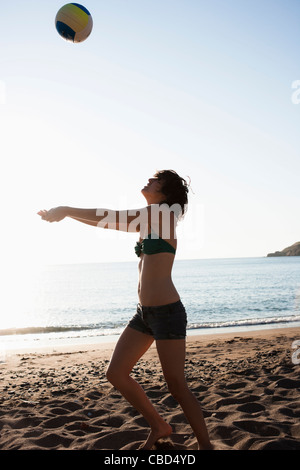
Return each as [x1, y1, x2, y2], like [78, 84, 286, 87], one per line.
[38, 169, 212, 450]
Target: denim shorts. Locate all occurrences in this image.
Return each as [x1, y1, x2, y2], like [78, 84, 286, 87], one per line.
[128, 300, 187, 340]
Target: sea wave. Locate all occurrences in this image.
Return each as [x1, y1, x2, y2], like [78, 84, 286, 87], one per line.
[0, 325, 96, 336]
[188, 314, 300, 330]
[1, 314, 300, 338]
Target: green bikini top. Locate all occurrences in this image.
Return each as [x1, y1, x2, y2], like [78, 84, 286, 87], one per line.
[135, 233, 176, 257]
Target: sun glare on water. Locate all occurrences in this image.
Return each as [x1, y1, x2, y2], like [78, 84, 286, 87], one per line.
[0, 260, 45, 332]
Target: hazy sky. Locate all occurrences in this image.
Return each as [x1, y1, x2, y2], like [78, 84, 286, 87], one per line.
[0, 0, 299, 268]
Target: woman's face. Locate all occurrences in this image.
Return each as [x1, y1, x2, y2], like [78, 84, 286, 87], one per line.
[141, 177, 165, 204]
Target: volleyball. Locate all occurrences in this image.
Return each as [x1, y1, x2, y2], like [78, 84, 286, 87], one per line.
[55, 3, 93, 43]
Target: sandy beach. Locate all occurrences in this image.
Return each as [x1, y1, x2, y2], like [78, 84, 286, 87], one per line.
[0, 327, 300, 451]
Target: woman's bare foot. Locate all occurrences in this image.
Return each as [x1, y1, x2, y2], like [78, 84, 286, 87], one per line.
[141, 422, 172, 450]
[198, 442, 214, 450]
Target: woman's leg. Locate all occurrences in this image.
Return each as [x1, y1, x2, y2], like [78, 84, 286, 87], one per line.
[156, 339, 213, 450]
[106, 326, 172, 448]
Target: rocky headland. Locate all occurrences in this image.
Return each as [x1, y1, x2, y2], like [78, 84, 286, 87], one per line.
[267, 241, 300, 257]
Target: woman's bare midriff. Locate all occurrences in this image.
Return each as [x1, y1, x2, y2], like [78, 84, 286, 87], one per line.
[138, 253, 180, 306]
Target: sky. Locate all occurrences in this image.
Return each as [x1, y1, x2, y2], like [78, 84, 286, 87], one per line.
[0, 0, 300, 269]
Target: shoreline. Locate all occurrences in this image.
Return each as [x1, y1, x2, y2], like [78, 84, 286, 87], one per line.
[1, 326, 300, 450]
[1, 323, 300, 357]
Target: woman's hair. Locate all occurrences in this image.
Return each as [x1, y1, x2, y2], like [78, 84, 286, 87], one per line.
[154, 169, 189, 219]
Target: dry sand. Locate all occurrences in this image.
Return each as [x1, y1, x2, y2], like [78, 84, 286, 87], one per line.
[1, 327, 300, 450]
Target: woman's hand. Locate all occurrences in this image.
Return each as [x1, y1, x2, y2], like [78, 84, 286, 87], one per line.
[37, 206, 68, 223]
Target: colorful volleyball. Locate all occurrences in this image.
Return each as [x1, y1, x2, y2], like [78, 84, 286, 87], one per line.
[55, 3, 93, 43]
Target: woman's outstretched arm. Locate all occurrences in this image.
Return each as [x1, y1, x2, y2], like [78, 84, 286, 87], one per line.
[69, 216, 99, 227]
[37, 206, 148, 232]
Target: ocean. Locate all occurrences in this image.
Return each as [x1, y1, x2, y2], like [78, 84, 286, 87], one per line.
[1, 257, 300, 352]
